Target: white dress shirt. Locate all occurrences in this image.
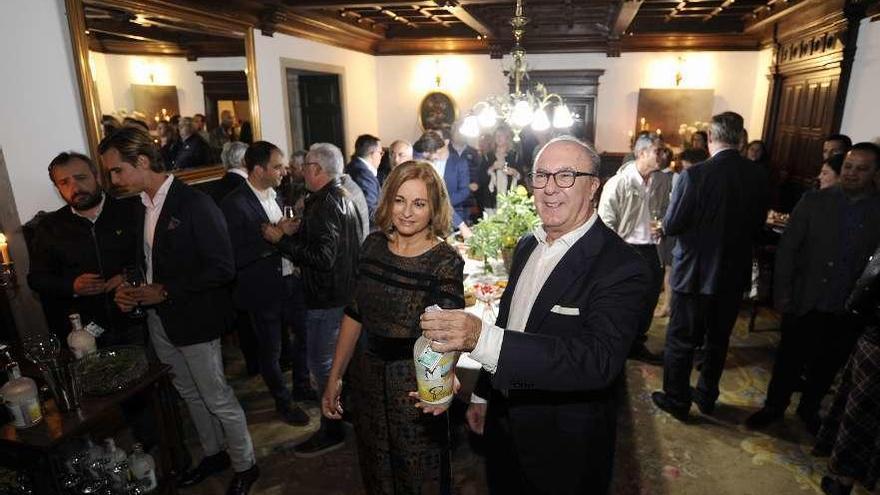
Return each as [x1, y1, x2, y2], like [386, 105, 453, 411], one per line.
[469, 212, 598, 402]
[621, 165, 655, 246]
[357, 156, 378, 177]
[141, 175, 174, 284]
[246, 179, 293, 276]
[431, 157, 447, 180]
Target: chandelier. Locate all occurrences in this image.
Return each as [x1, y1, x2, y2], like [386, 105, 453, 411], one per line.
[459, 0, 574, 142]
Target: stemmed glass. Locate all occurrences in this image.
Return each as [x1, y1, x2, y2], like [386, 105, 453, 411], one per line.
[122, 266, 146, 318]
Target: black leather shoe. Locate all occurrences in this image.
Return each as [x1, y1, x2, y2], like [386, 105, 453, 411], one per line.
[651, 392, 689, 422]
[177, 451, 231, 488]
[629, 344, 664, 365]
[745, 407, 784, 430]
[820, 475, 853, 495]
[226, 464, 260, 495]
[293, 430, 345, 458]
[277, 402, 310, 426]
[690, 387, 715, 415]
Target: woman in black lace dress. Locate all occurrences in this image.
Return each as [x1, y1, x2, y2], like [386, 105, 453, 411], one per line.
[322, 161, 465, 494]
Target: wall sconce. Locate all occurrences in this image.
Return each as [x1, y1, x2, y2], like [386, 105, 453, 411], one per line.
[433, 59, 443, 89]
[0, 233, 16, 290]
[675, 56, 685, 87]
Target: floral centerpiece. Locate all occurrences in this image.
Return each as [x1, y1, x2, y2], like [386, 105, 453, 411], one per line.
[466, 185, 540, 273]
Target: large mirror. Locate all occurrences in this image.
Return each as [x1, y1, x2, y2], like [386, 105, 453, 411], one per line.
[65, 0, 261, 184]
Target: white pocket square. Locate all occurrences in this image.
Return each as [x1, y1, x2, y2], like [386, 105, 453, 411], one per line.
[550, 305, 580, 316]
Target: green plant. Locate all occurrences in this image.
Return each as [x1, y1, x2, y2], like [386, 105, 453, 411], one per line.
[466, 186, 540, 266]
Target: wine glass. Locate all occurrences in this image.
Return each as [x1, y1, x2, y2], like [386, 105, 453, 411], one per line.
[283, 206, 295, 219]
[21, 332, 61, 367]
[122, 266, 146, 318]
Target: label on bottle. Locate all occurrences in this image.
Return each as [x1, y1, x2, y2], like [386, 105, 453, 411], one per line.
[7, 397, 41, 428]
[84, 322, 105, 338]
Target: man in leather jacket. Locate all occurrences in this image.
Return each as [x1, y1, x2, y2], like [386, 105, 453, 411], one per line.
[263, 142, 362, 457]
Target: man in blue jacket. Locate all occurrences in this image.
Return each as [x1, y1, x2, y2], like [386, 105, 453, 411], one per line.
[414, 130, 472, 233]
[345, 134, 382, 229]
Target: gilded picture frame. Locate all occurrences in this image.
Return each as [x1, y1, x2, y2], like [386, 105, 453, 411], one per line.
[419, 91, 458, 133]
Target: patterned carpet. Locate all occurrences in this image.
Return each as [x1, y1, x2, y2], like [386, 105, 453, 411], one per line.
[179, 306, 870, 494]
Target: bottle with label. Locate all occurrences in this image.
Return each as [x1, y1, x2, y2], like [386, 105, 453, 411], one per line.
[104, 438, 129, 489]
[413, 335, 457, 406]
[0, 363, 42, 428]
[66, 313, 96, 359]
[128, 443, 157, 492]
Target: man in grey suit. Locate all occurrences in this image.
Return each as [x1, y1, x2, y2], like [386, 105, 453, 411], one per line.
[651, 111, 769, 421]
[747, 142, 880, 432]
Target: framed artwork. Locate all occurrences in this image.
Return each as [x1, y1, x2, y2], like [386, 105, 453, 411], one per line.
[635, 89, 714, 147]
[131, 84, 180, 130]
[419, 91, 458, 132]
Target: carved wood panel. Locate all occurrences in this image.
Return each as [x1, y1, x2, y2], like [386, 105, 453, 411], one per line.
[771, 71, 839, 182]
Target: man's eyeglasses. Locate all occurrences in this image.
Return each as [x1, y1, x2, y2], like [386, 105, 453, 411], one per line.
[527, 170, 598, 189]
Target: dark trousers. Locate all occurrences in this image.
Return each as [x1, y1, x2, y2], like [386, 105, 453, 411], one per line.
[248, 276, 309, 406]
[662, 289, 743, 406]
[764, 311, 862, 416]
[484, 392, 615, 495]
[235, 310, 260, 376]
[629, 244, 663, 344]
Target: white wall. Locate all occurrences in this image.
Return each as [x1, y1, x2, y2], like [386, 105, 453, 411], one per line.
[253, 32, 379, 157]
[376, 51, 772, 152]
[841, 18, 880, 144]
[89, 52, 246, 119]
[0, 0, 88, 223]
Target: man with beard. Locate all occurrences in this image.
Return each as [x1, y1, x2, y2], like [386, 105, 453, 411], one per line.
[28, 151, 141, 345]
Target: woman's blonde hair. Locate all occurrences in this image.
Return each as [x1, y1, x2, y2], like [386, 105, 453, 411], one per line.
[375, 160, 453, 238]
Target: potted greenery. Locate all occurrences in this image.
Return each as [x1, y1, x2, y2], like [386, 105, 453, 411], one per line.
[466, 186, 540, 273]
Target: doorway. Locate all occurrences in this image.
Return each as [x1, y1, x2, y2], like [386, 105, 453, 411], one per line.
[286, 68, 345, 156]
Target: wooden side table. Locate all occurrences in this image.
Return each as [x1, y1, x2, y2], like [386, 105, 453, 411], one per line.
[0, 364, 186, 494]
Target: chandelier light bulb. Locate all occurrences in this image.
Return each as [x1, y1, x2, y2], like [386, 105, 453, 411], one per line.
[511, 99, 534, 128]
[531, 108, 551, 132]
[460, 116, 481, 138]
[477, 105, 498, 128]
[552, 105, 574, 129]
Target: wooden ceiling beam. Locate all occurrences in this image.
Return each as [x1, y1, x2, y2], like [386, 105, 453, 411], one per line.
[744, 0, 813, 33]
[610, 0, 643, 36]
[438, 1, 493, 37]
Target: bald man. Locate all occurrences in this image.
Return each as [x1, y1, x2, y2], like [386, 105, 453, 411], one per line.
[378, 139, 413, 185]
[420, 136, 649, 494]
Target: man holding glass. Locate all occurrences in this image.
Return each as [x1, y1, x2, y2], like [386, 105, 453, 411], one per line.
[420, 136, 649, 494]
[598, 133, 671, 364]
[221, 140, 311, 426]
[103, 127, 259, 494]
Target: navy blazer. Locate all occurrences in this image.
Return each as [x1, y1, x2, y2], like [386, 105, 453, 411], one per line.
[443, 153, 472, 227]
[664, 148, 769, 295]
[135, 178, 235, 346]
[345, 158, 381, 226]
[220, 183, 289, 312]
[208, 171, 246, 205]
[475, 218, 649, 492]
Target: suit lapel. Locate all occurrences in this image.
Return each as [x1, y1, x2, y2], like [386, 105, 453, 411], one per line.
[496, 235, 538, 328]
[243, 185, 270, 224]
[522, 221, 607, 333]
[152, 179, 183, 265]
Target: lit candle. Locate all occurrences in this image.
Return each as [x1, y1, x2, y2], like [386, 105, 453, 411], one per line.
[656, 128, 662, 136]
[0, 233, 9, 264]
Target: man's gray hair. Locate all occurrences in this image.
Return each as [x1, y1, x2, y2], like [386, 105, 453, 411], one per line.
[179, 116, 195, 133]
[308, 142, 344, 178]
[633, 133, 658, 157]
[221, 141, 248, 170]
[534, 135, 601, 174]
[708, 111, 745, 146]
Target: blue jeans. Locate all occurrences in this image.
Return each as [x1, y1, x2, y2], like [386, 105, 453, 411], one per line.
[305, 307, 345, 397]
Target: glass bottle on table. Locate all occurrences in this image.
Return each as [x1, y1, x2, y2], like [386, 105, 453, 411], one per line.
[66, 313, 96, 359]
[128, 443, 157, 492]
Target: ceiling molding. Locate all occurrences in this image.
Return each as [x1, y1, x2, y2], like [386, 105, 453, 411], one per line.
[622, 32, 762, 51]
[375, 36, 487, 55]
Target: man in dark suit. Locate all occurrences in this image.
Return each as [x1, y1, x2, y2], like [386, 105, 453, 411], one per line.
[414, 130, 472, 232]
[651, 111, 769, 421]
[208, 141, 249, 205]
[173, 116, 212, 170]
[345, 134, 382, 228]
[221, 141, 311, 427]
[421, 136, 649, 494]
[102, 127, 259, 494]
[746, 142, 880, 432]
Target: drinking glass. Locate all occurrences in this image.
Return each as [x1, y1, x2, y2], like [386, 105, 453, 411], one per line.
[123, 266, 146, 318]
[283, 206, 295, 219]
